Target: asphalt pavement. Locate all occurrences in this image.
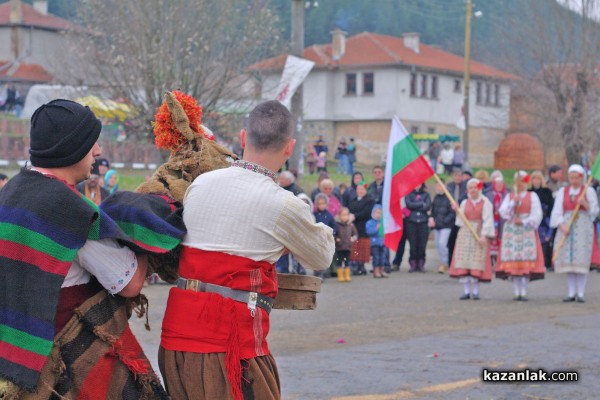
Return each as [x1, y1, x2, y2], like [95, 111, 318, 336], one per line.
[130, 246, 600, 400]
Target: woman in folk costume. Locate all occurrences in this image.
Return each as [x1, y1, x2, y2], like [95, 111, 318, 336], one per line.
[550, 164, 599, 303]
[449, 178, 495, 300]
[495, 171, 545, 301]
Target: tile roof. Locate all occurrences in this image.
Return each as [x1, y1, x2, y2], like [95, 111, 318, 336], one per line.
[0, 2, 74, 31]
[0, 61, 53, 82]
[250, 31, 517, 81]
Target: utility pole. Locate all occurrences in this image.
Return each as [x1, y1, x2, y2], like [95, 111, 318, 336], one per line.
[289, 0, 305, 175]
[462, 0, 472, 163]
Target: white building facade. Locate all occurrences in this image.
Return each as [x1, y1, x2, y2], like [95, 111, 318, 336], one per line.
[253, 31, 515, 167]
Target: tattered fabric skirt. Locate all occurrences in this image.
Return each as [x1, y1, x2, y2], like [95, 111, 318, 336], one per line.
[12, 290, 167, 400]
[158, 348, 280, 400]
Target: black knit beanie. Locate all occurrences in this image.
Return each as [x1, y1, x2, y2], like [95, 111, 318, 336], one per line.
[29, 99, 102, 168]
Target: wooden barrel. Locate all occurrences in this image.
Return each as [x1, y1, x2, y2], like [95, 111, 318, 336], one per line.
[273, 274, 322, 310]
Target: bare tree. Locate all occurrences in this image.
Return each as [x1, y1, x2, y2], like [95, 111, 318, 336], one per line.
[58, 0, 283, 140]
[499, 0, 600, 165]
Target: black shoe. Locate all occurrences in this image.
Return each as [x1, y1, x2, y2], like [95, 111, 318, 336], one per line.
[563, 296, 576, 302]
[471, 294, 480, 300]
[520, 296, 528, 302]
[576, 296, 585, 303]
[459, 294, 470, 300]
[513, 295, 521, 301]
[391, 264, 400, 272]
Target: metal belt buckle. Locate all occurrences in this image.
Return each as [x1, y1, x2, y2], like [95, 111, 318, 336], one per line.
[186, 279, 200, 291]
[248, 292, 258, 317]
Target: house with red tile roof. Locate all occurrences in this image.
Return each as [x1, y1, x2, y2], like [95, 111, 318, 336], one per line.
[250, 30, 518, 167]
[0, 0, 76, 84]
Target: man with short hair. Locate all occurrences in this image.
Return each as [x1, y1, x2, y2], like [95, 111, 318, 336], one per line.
[368, 165, 385, 205]
[546, 164, 564, 197]
[159, 100, 335, 400]
[0, 99, 176, 398]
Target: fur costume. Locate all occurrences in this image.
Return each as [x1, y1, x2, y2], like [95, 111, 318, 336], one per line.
[136, 91, 238, 282]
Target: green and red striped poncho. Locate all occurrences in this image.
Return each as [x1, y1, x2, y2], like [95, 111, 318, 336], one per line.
[0, 169, 185, 391]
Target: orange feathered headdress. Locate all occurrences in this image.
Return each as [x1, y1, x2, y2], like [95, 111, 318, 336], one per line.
[153, 90, 213, 151]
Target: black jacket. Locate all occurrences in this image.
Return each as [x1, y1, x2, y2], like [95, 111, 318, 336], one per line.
[368, 180, 384, 205]
[530, 187, 553, 218]
[283, 182, 304, 196]
[446, 181, 467, 203]
[431, 193, 454, 229]
[347, 194, 375, 237]
[405, 189, 431, 224]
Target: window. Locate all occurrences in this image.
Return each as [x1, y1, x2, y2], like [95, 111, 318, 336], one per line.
[485, 83, 492, 105]
[363, 72, 374, 95]
[427, 127, 436, 134]
[454, 79, 462, 93]
[476, 81, 482, 104]
[410, 125, 419, 134]
[410, 73, 417, 96]
[431, 76, 438, 99]
[346, 73, 356, 95]
[494, 84, 500, 106]
[420, 74, 428, 97]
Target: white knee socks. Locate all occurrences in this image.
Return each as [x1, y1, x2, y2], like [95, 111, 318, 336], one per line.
[471, 278, 479, 296]
[512, 276, 529, 297]
[567, 273, 577, 298]
[463, 276, 479, 295]
[575, 273, 587, 298]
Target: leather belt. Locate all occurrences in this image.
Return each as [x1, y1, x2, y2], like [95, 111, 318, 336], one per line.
[176, 278, 274, 315]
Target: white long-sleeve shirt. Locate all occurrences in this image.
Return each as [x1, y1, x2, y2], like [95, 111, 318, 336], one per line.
[498, 191, 543, 229]
[550, 186, 599, 228]
[456, 196, 495, 238]
[182, 163, 335, 271]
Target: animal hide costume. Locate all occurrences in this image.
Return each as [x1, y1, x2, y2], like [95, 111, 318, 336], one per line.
[136, 91, 238, 282]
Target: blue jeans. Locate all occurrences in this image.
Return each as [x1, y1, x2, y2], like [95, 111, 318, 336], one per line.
[337, 155, 349, 174]
[371, 245, 390, 268]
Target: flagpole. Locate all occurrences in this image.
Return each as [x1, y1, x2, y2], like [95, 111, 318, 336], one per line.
[552, 174, 594, 263]
[433, 173, 481, 242]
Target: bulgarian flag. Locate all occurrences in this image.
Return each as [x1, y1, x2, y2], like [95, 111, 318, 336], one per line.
[382, 117, 435, 250]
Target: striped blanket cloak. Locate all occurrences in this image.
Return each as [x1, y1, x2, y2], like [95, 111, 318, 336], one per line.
[0, 169, 185, 397]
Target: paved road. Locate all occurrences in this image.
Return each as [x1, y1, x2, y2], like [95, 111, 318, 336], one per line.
[131, 249, 600, 400]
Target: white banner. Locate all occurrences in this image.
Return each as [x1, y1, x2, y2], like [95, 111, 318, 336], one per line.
[275, 55, 315, 109]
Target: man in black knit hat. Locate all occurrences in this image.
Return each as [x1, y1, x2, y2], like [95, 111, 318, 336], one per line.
[0, 99, 172, 398]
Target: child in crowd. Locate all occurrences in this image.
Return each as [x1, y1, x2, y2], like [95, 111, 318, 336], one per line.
[366, 204, 390, 278]
[316, 151, 327, 173]
[306, 150, 316, 174]
[314, 193, 337, 278]
[334, 207, 358, 282]
[104, 169, 120, 195]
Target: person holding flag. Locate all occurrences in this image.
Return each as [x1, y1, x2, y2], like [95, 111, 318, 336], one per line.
[550, 163, 599, 303]
[448, 178, 495, 300]
[381, 117, 434, 255]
